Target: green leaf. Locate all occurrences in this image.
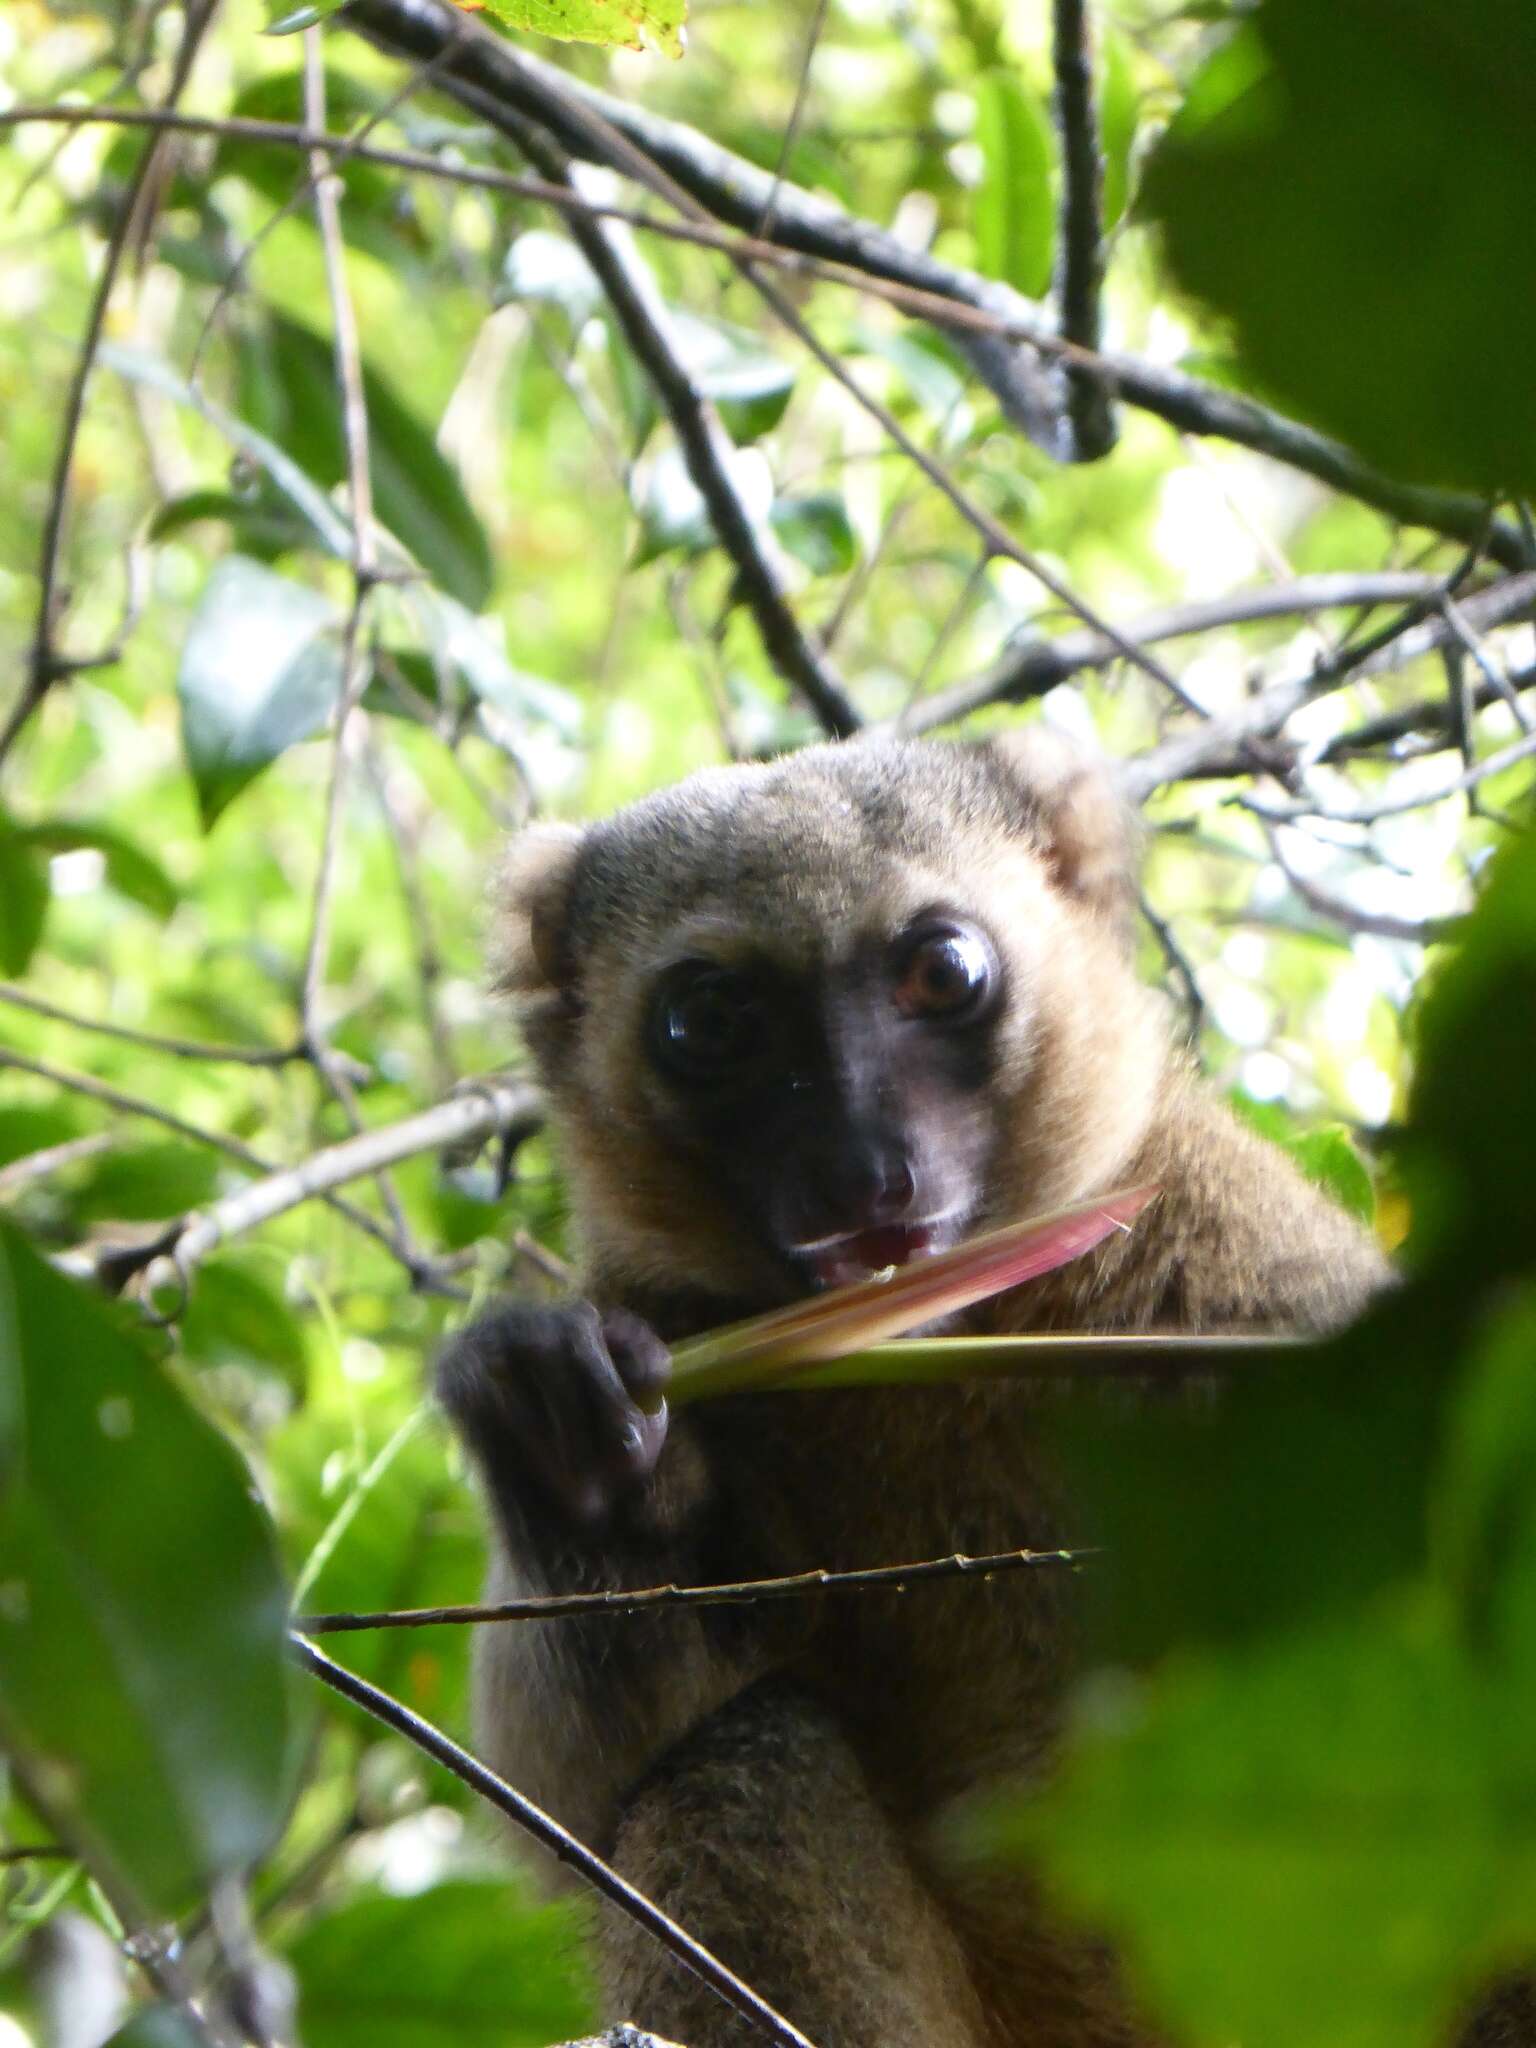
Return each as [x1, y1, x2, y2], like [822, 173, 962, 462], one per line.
[70, 1142, 222, 1226]
[1228, 1097, 1375, 1225]
[286, 1882, 594, 2048]
[105, 2009, 218, 2048]
[973, 73, 1055, 301]
[19, 821, 178, 920]
[465, 0, 685, 57]
[1099, 30, 1140, 230]
[177, 556, 342, 831]
[148, 488, 319, 562]
[671, 310, 797, 446]
[0, 1220, 293, 1917]
[235, 314, 493, 611]
[1143, 2, 1536, 493]
[0, 816, 49, 975]
[770, 493, 858, 577]
[180, 1258, 312, 1390]
[99, 341, 353, 559]
[264, 2, 352, 35]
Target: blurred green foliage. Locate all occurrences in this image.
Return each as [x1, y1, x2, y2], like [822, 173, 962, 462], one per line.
[0, 0, 1533, 2042]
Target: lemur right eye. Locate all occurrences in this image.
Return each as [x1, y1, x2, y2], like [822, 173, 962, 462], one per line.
[649, 963, 766, 1082]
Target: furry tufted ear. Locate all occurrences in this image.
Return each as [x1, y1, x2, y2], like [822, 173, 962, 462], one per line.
[493, 822, 585, 996]
[984, 726, 1139, 927]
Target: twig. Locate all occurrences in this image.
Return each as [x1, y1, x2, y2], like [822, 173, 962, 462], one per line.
[1, 2, 217, 772]
[1051, 0, 1114, 460]
[187, 20, 472, 377]
[1122, 569, 1536, 801]
[0, 1133, 116, 1199]
[1262, 831, 1462, 944]
[294, 1542, 1090, 1632]
[53, 1078, 542, 1288]
[291, 1636, 817, 2048]
[1314, 663, 1536, 765]
[755, 0, 829, 242]
[892, 571, 1453, 735]
[1242, 728, 1536, 826]
[0, 982, 318, 1070]
[1138, 892, 1205, 1041]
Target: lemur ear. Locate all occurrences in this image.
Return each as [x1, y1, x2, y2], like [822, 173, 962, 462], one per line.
[984, 726, 1139, 927]
[494, 822, 585, 996]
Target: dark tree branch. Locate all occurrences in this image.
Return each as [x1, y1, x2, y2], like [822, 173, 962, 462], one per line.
[342, 0, 1531, 567]
[893, 571, 1455, 735]
[1051, 0, 1115, 460]
[292, 1636, 817, 2048]
[428, 80, 860, 736]
[295, 1542, 1089, 1632]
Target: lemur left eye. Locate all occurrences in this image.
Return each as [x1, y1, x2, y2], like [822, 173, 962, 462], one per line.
[892, 923, 997, 1022]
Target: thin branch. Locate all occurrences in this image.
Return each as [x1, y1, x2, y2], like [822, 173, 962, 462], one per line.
[1122, 569, 1536, 801]
[291, 1636, 817, 2048]
[295, 1542, 1090, 1632]
[339, 0, 1533, 567]
[892, 571, 1454, 736]
[481, 113, 861, 736]
[1138, 891, 1205, 1041]
[1242, 727, 1536, 826]
[1, 1047, 442, 1278]
[1263, 832, 1462, 944]
[1314, 662, 1536, 765]
[1, 1, 217, 772]
[1051, 0, 1115, 460]
[755, 0, 829, 242]
[0, 1133, 116, 1199]
[0, 982, 319, 1070]
[52, 1078, 541, 1289]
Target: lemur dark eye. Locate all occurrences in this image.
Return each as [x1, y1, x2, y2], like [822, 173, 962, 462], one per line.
[649, 963, 766, 1081]
[892, 923, 997, 1023]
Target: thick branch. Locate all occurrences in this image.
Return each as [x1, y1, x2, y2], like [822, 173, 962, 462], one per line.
[1051, 0, 1115, 460]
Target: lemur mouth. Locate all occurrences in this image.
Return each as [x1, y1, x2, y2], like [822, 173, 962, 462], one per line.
[800, 1221, 945, 1290]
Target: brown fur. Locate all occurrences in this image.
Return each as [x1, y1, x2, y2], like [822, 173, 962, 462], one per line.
[468, 733, 1389, 2046]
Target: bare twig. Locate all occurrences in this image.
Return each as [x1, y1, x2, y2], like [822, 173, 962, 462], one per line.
[1242, 728, 1536, 826]
[1051, 0, 1114, 460]
[295, 1542, 1089, 1633]
[1262, 832, 1462, 944]
[755, 0, 829, 243]
[892, 571, 1453, 735]
[1122, 570, 1536, 801]
[0, 982, 319, 1070]
[291, 1636, 817, 2048]
[1314, 663, 1536, 765]
[0, 1133, 116, 1199]
[1, 2, 217, 772]
[51, 1078, 541, 1289]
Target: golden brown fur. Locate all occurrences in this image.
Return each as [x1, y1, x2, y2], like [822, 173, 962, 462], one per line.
[460, 732, 1389, 2047]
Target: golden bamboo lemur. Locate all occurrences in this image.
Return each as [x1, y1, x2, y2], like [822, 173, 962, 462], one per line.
[438, 731, 1388, 2048]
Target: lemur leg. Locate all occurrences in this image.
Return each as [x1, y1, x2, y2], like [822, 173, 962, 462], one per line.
[600, 1678, 989, 2048]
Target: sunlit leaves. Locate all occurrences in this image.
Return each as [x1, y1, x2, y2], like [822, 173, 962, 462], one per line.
[0, 815, 49, 975]
[448, 0, 685, 58]
[973, 73, 1055, 300]
[285, 1882, 594, 2048]
[1144, 1, 1536, 492]
[177, 557, 341, 830]
[0, 1223, 294, 1917]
